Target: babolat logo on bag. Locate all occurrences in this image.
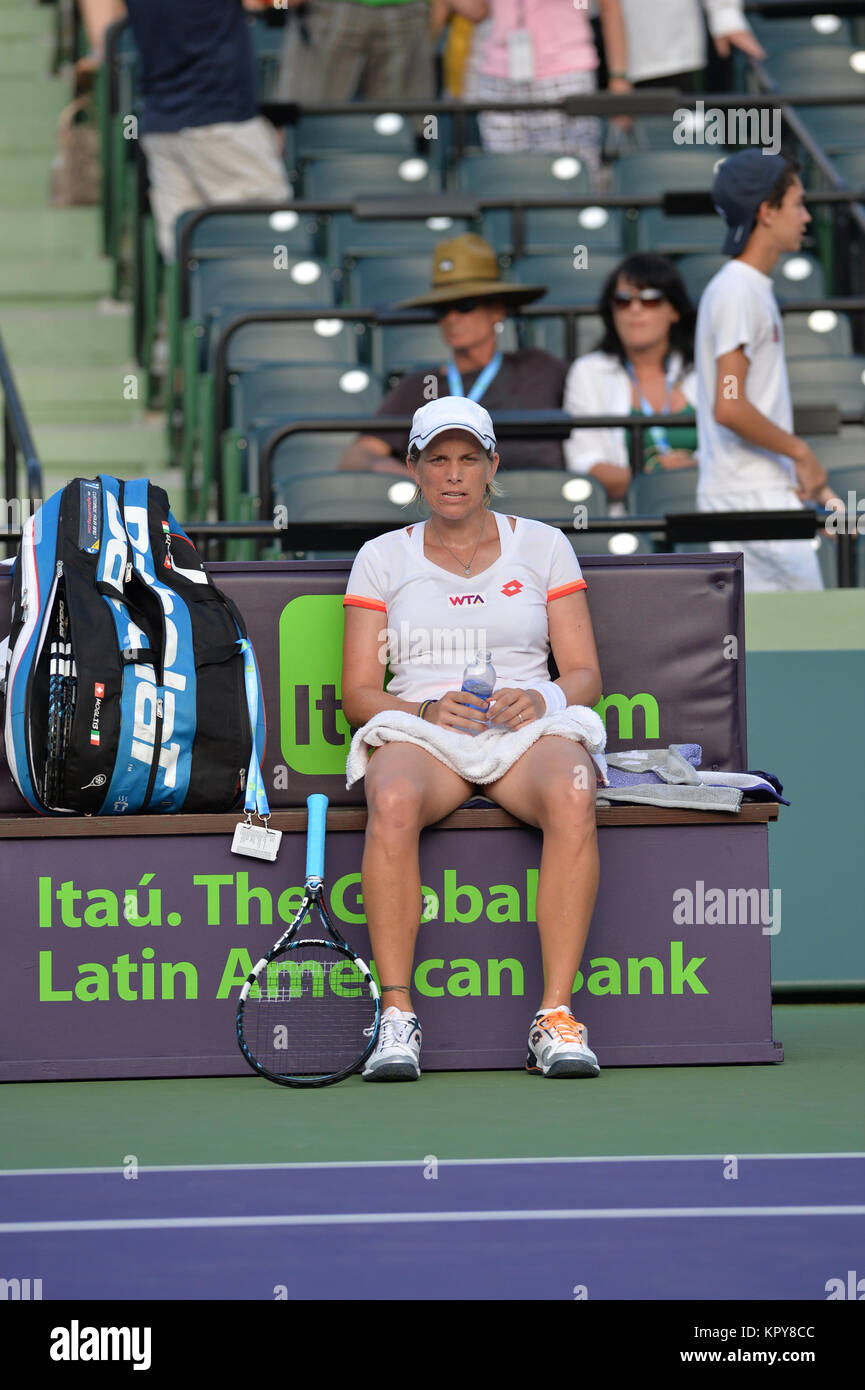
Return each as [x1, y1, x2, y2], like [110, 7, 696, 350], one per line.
[2, 475, 266, 816]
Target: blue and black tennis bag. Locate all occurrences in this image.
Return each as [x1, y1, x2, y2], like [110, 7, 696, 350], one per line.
[3, 476, 266, 816]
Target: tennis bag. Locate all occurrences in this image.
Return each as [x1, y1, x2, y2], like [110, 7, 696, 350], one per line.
[3, 475, 266, 816]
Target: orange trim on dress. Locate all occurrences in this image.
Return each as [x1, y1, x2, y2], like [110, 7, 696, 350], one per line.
[547, 579, 587, 601]
[343, 594, 387, 613]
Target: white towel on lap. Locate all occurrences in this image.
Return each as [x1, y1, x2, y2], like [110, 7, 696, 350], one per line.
[345, 706, 607, 788]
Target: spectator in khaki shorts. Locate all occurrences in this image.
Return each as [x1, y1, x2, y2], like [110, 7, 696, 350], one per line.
[121, 0, 291, 263]
[277, 0, 436, 101]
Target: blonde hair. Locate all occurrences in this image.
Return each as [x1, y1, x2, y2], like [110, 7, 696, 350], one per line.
[405, 440, 504, 510]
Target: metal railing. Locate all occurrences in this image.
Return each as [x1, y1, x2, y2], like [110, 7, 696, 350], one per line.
[249, 413, 860, 586]
[0, 328, 43, 557]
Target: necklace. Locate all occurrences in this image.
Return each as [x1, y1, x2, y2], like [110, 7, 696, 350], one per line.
[430, 512, 488, 575]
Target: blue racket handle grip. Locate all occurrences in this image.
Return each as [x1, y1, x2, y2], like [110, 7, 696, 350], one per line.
[305, 794, 328, 882]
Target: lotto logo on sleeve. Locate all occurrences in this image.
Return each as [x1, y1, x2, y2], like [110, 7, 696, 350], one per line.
[501, 580, 524, 597]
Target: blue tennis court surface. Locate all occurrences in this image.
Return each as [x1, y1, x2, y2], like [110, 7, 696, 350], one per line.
[2, 1154, 862, 1300]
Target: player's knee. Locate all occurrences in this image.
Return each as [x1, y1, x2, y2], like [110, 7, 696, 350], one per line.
[539, 768, 596, 835]
[366, 777, 425, 838]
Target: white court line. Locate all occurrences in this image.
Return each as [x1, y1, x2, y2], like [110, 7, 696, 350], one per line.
[1, 1205, 863, 1234]
[1, 1153, 862, 1178]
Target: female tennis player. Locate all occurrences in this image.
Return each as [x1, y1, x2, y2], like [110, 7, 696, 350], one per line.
[341, 396, 606, 1081]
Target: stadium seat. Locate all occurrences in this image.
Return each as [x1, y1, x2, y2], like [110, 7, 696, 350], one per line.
[223, 318, 363, 369]
[455, 152, 592, 251]
[804, 435, 865, 472]
[568, 530, 653, 557]
[490, 470, 607, 521]
[369, 318, 519, 378]
[767, 47, 865, 156]
[675, 252, 827, 304]
[175, 208, 319, 262]
[454, 151, 592, 196]
[612, 150, 723, 256]
[772, 253, 827, 302]
[274, 468, 421, 522]
[300, 153, 439, 200]
[188, 255, 337, 329]
[511, 251, 622, 305]
[268, 431, 379, 486]
[228, 364, 384, 431]
[628, 468, 699, 517]
[522, 310, 604, 360]
[293, 112, 418, 161]
[635, 209, 723, 256]
[826, 462, 865, 500]
[669, 253, 727, 302]
[827, 151, 865, 190]
[610, 149, 723, 197]
[783, 311, 854, 360]
[345, 254, 436, 309]
[329, 212, 471, 261]
[748, 13, 853, 55]
[481, 204, 625, 257]
[787, 357, 865, 415]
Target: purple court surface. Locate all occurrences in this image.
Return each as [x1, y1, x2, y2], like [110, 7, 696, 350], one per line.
[1, 1154, 862, 1300]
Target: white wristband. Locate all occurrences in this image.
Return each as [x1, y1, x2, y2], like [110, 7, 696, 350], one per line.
[534, 681, 567, 715]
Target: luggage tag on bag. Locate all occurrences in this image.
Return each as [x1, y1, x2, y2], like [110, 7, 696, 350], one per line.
[231, 813, 282, 862]
[231, 637, 280, 860]
[507, 28, 535, 82]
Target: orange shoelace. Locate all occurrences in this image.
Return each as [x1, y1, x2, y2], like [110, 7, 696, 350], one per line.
[536, 1009, 586, 1043]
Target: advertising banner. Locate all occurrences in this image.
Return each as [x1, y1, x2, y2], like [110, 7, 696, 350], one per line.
[1, 817, 779, 1080]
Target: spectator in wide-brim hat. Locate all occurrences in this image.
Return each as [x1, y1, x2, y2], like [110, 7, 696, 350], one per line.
[339, 234, 569, 473]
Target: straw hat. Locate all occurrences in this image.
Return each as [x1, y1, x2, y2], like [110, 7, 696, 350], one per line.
[394, 234, 547, 309]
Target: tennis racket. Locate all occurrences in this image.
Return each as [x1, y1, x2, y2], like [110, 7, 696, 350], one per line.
[43, 595, 77, 808]
[236, 793, 381, 1087]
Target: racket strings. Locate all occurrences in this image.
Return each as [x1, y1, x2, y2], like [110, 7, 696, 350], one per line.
[241, 944, 378, 1081]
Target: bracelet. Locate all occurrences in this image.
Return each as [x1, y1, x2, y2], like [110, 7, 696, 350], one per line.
[609, 70, 629, 80]
[418, 699, 437, 720]
[534, 682, 568, 715]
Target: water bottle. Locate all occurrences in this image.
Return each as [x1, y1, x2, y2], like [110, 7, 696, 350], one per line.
[461, 651, 496, 732]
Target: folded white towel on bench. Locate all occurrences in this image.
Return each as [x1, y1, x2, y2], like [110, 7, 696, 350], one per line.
[345, 705, 607, 789]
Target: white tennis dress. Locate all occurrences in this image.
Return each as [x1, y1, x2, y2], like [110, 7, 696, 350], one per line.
[343, 512, 606, 785]
[344, 511, 588, 702]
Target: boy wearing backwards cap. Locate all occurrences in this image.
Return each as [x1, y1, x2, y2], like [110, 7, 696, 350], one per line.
[695, 150, 842, 590]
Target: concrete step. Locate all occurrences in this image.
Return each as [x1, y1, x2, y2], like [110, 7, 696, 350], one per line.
[0, 253, 112, 300]
[0, 207, 102, 257]
[0, 38, 52, 79]
[0, 153, 58, 206]
[15, 366, 146, 426]
[0, 304, 132, 368]
[34, 421, 170, 478]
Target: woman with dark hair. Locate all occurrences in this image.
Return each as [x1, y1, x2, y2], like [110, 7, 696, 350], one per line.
[564, 253, 699, 511]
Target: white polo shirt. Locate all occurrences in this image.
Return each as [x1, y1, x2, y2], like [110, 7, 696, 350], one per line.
[695, 258, 797, 502]
[343, 510, 587, 704]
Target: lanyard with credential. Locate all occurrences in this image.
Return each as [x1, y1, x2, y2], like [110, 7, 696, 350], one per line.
[447, 351, 503, 402]
[626, 360, 677, 455]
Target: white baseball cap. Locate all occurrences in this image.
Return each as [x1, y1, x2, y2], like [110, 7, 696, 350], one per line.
[408, 396, 497, 455]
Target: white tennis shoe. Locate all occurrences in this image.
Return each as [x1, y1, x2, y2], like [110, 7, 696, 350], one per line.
[526, 1006, 600, 1078]
[362, 1006, 422, 1081]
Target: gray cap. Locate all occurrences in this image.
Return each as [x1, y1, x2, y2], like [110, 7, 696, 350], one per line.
[712, 150, 790, 256]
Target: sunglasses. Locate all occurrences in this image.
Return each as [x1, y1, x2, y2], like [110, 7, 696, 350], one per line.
[434, 298, 482, 319]
[612, 288, 666, 309]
